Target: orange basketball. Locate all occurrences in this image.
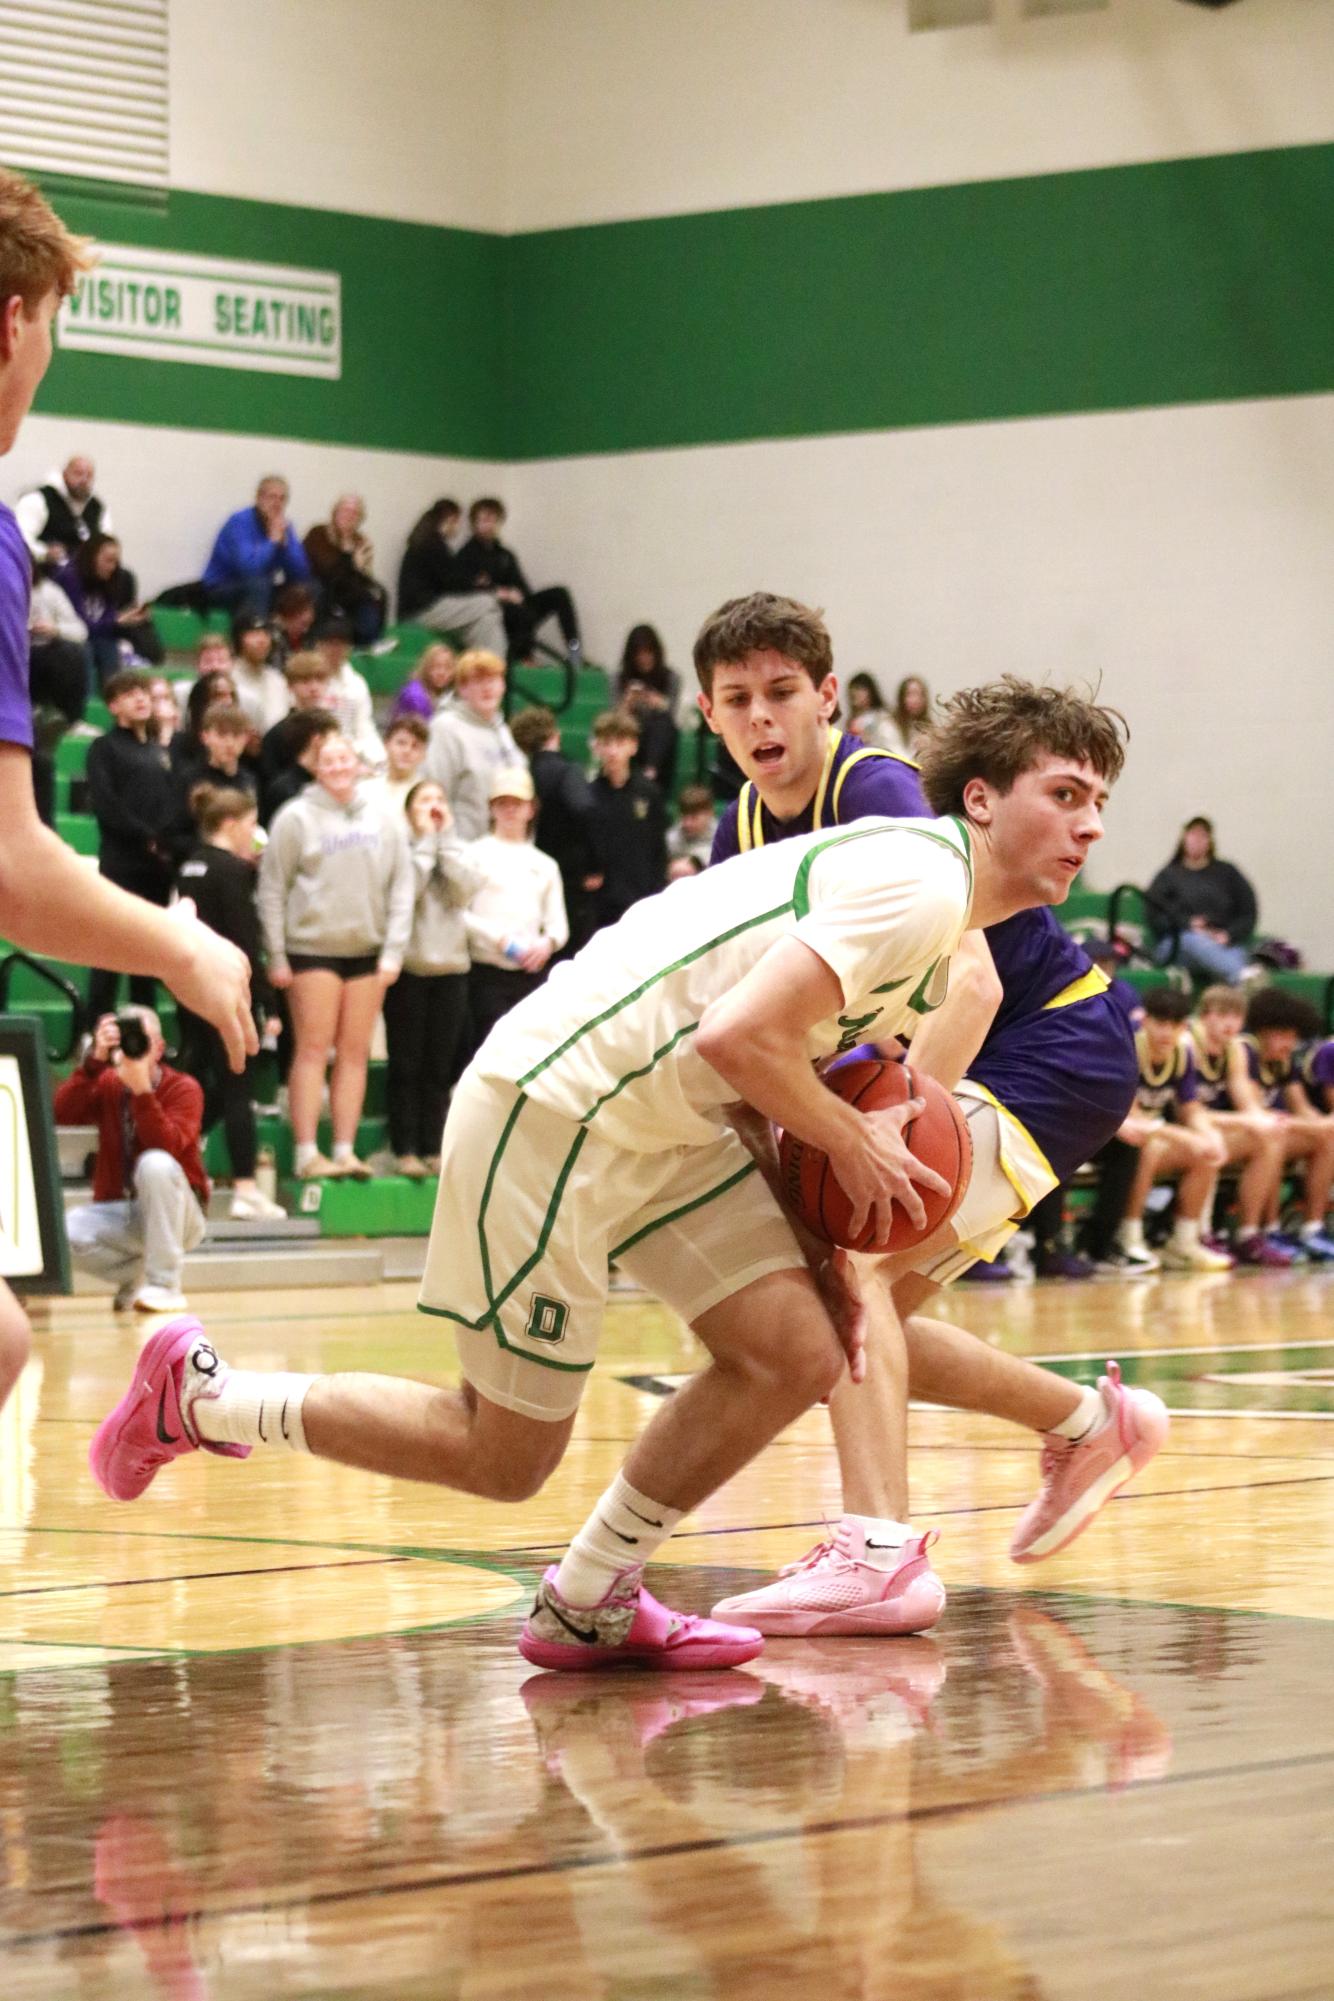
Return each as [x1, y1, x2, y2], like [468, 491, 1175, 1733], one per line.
[777, 1052, 972, 1255]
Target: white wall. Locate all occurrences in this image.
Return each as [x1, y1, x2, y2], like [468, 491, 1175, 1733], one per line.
[500, 0, 1334, 229]
[7, 413, 505, 607]
[170, 0, 506, 230]
[510, 391, 1334, 961]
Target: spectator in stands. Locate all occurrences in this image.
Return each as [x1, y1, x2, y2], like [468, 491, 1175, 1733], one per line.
[666, 784, 718, 872]
[174, 784, 285, 1222]
[28, 553, 88, 819]
[464, 766, 568, 1044]
[1102, 987, 1231, 1274]
[69, 533, 162, 679]
[510, 702, 600, 951]
[617, 623, 679, 791]
[366, 714, 428, 819]
[888, 675, 931, 755]
[186, 702, 256, 797]
[391, 641, 456, 724]
[202, 474, 311, 619]
[258, 731, 412, 1180]
[303, 493, 388, 648]
[314, 616, 383, 771]
[396, 499, 507, 656]
[55, 1006, 208, 1313]
[195, 628, 233, 680]
[383, 779, 480, 1177]
[231, 611, 289, 737]
[845, 672, 900, 751]
[1242, 989, 1334, 1263]
[258, 651, 334, 818]
[459, 498, 582, 667]
[16, 453, 111, 561]
[85, 669, 179, 1018]
[1147, 816, 1258, 983]
[269, 582, 318, 667]
[148, 674, 180, 750]
[261, 708, 338, 826]
[587, 708, 667, 931]
[180, 667, 239, 769]
[424, 648, 519, 840]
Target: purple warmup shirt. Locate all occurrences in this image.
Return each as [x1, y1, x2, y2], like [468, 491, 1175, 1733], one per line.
[0, 503, 34, 751]
[1302, 1038, 1334, 1101]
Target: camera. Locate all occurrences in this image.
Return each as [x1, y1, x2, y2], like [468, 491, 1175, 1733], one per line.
[115, 1012, 152, 1060]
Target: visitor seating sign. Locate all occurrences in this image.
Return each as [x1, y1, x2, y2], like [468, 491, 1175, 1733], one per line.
[60, 244, 341, 380]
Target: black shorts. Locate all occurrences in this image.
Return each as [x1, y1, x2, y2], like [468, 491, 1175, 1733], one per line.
[287, 952, 381, 980]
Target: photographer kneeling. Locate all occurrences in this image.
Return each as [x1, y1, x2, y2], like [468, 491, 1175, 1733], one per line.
[55, 1008, 209, 1313]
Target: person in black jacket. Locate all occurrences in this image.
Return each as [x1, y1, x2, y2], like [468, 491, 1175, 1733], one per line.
[174, 784, 285, 1221]
[457, 497, 581, 668]
[1146, 815, 1258, 984]
[396, 499, 507, 656]
[85, 668, 180, 1017]
[586, 709, 667, 933]
[510, 703, 601, 952]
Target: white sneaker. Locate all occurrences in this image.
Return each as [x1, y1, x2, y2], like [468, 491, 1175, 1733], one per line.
[132, 1284, 189, 1314]
[230, 1190, 286, 1221]
[1114, 1239, 1160, 1273]
[1159, 1238, 1233, 1272]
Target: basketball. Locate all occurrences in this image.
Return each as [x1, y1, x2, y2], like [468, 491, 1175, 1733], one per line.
[777, 1052, 972, 1255]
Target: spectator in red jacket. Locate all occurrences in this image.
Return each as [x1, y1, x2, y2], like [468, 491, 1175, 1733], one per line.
[54, 1007, 209, 1313]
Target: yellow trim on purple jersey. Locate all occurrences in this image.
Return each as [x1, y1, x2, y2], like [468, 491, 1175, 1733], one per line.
[1040, 965, 1110, 1011]
[736, 727, 921, 853]
[953, 1080, 1058, 1231]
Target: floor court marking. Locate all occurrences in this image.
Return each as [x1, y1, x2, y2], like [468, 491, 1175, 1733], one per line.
[5, 1741, 1330, 1958]
[0, 1554, 410, 1599]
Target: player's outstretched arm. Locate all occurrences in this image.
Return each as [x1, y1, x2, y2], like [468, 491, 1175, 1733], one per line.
[696, 936, 949, 1243]
[0, 746, 257, 1070]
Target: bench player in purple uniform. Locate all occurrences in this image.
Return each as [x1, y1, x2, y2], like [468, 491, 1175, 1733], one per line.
[0, 169, 255, 1413]
[692, 594, 1163, 1634]
[1110, 988, 1231, 1273]
[1296, 1035, 1334, 1117]
[1240, 991, 1334, 1262]
[1186, 985, 1293, 1267]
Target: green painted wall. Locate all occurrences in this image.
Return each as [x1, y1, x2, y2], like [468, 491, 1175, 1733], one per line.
[32, 183, 505, 458]
[503, 144, 1334, 459]
[28, 144, 1334, 462]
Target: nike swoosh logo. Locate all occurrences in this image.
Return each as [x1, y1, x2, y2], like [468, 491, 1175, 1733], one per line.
[155, 1382, 180, 1445]
[543, 1596, 600, 1646]
[864, 1539, 908, 1550]
[626, 1505, 663, 1528]
[599, 1513, 638, 1546]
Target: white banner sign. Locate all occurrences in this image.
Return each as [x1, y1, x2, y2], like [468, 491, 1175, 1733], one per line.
[59, 243, 342, 380]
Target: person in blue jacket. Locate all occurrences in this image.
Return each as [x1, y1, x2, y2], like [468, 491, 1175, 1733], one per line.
[202, 475, 312, 619]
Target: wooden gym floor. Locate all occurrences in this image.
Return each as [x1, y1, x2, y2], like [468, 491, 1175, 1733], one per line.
[2, 1268, 1333, 1998]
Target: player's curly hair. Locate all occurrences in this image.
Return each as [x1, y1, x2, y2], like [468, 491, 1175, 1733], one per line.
[693, 593, 833, 695]
[0, 166, 93, 308]
[1244, 988, 1321, 1038]
[916, 677, 1128, 815]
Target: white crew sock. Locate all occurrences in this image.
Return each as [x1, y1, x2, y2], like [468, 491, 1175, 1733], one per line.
[1301, 1220, 1326, 1242]
[1117, 1220, 1147, 1253]
[553, 1473, 683, 1608]
[332, 1141, 354, 1164]
[294, 1141, 319, 1172]
[844, 1513, 915, 1569]
[1171, 1217, 1201, 1250]
[190, 1368, 315, 1452]
[1051, 1384, 1107, 1442]
[1235, 1225, 1259, 1244]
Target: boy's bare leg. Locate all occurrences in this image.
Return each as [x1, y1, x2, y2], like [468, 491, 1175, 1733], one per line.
[826, 1260, 910, 1521]
[893, 1271, 1086, 1433]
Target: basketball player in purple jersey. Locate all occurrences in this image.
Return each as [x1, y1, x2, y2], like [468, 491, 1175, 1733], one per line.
[0, 169, 255, 1412]
[693, 595, 1165, 1635]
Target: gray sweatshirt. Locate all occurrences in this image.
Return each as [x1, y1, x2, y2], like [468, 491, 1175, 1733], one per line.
[424, 705, 520, 841]
[258, 782, 414, 968]
[403, 830, 483, 976]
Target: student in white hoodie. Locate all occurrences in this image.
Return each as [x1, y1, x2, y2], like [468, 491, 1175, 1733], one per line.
[424, 649, 519, 840]
[383, 778, 481, 1178]
[314, 615, 384, 772]
[465, 764, 568, 1046]
[259, 732, 412, 1179]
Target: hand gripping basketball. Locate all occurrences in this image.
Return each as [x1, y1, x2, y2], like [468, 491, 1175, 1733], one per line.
[778, 1053, 973, 1255]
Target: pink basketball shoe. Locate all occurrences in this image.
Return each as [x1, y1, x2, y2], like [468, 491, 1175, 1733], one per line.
[1009, 1360, 1168, 1564]
[709, 1521, 946, 1637]
[519, 1566, 763, 1672]
[89, 1318, 249, 1502]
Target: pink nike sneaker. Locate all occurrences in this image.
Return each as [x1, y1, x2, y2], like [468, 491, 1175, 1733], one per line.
[89, 1317, 249, 1502]
[1009, 1360, 1168, 1565]
[518, 1565, 763, 1672]
[709, 1520, 946, 1637]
